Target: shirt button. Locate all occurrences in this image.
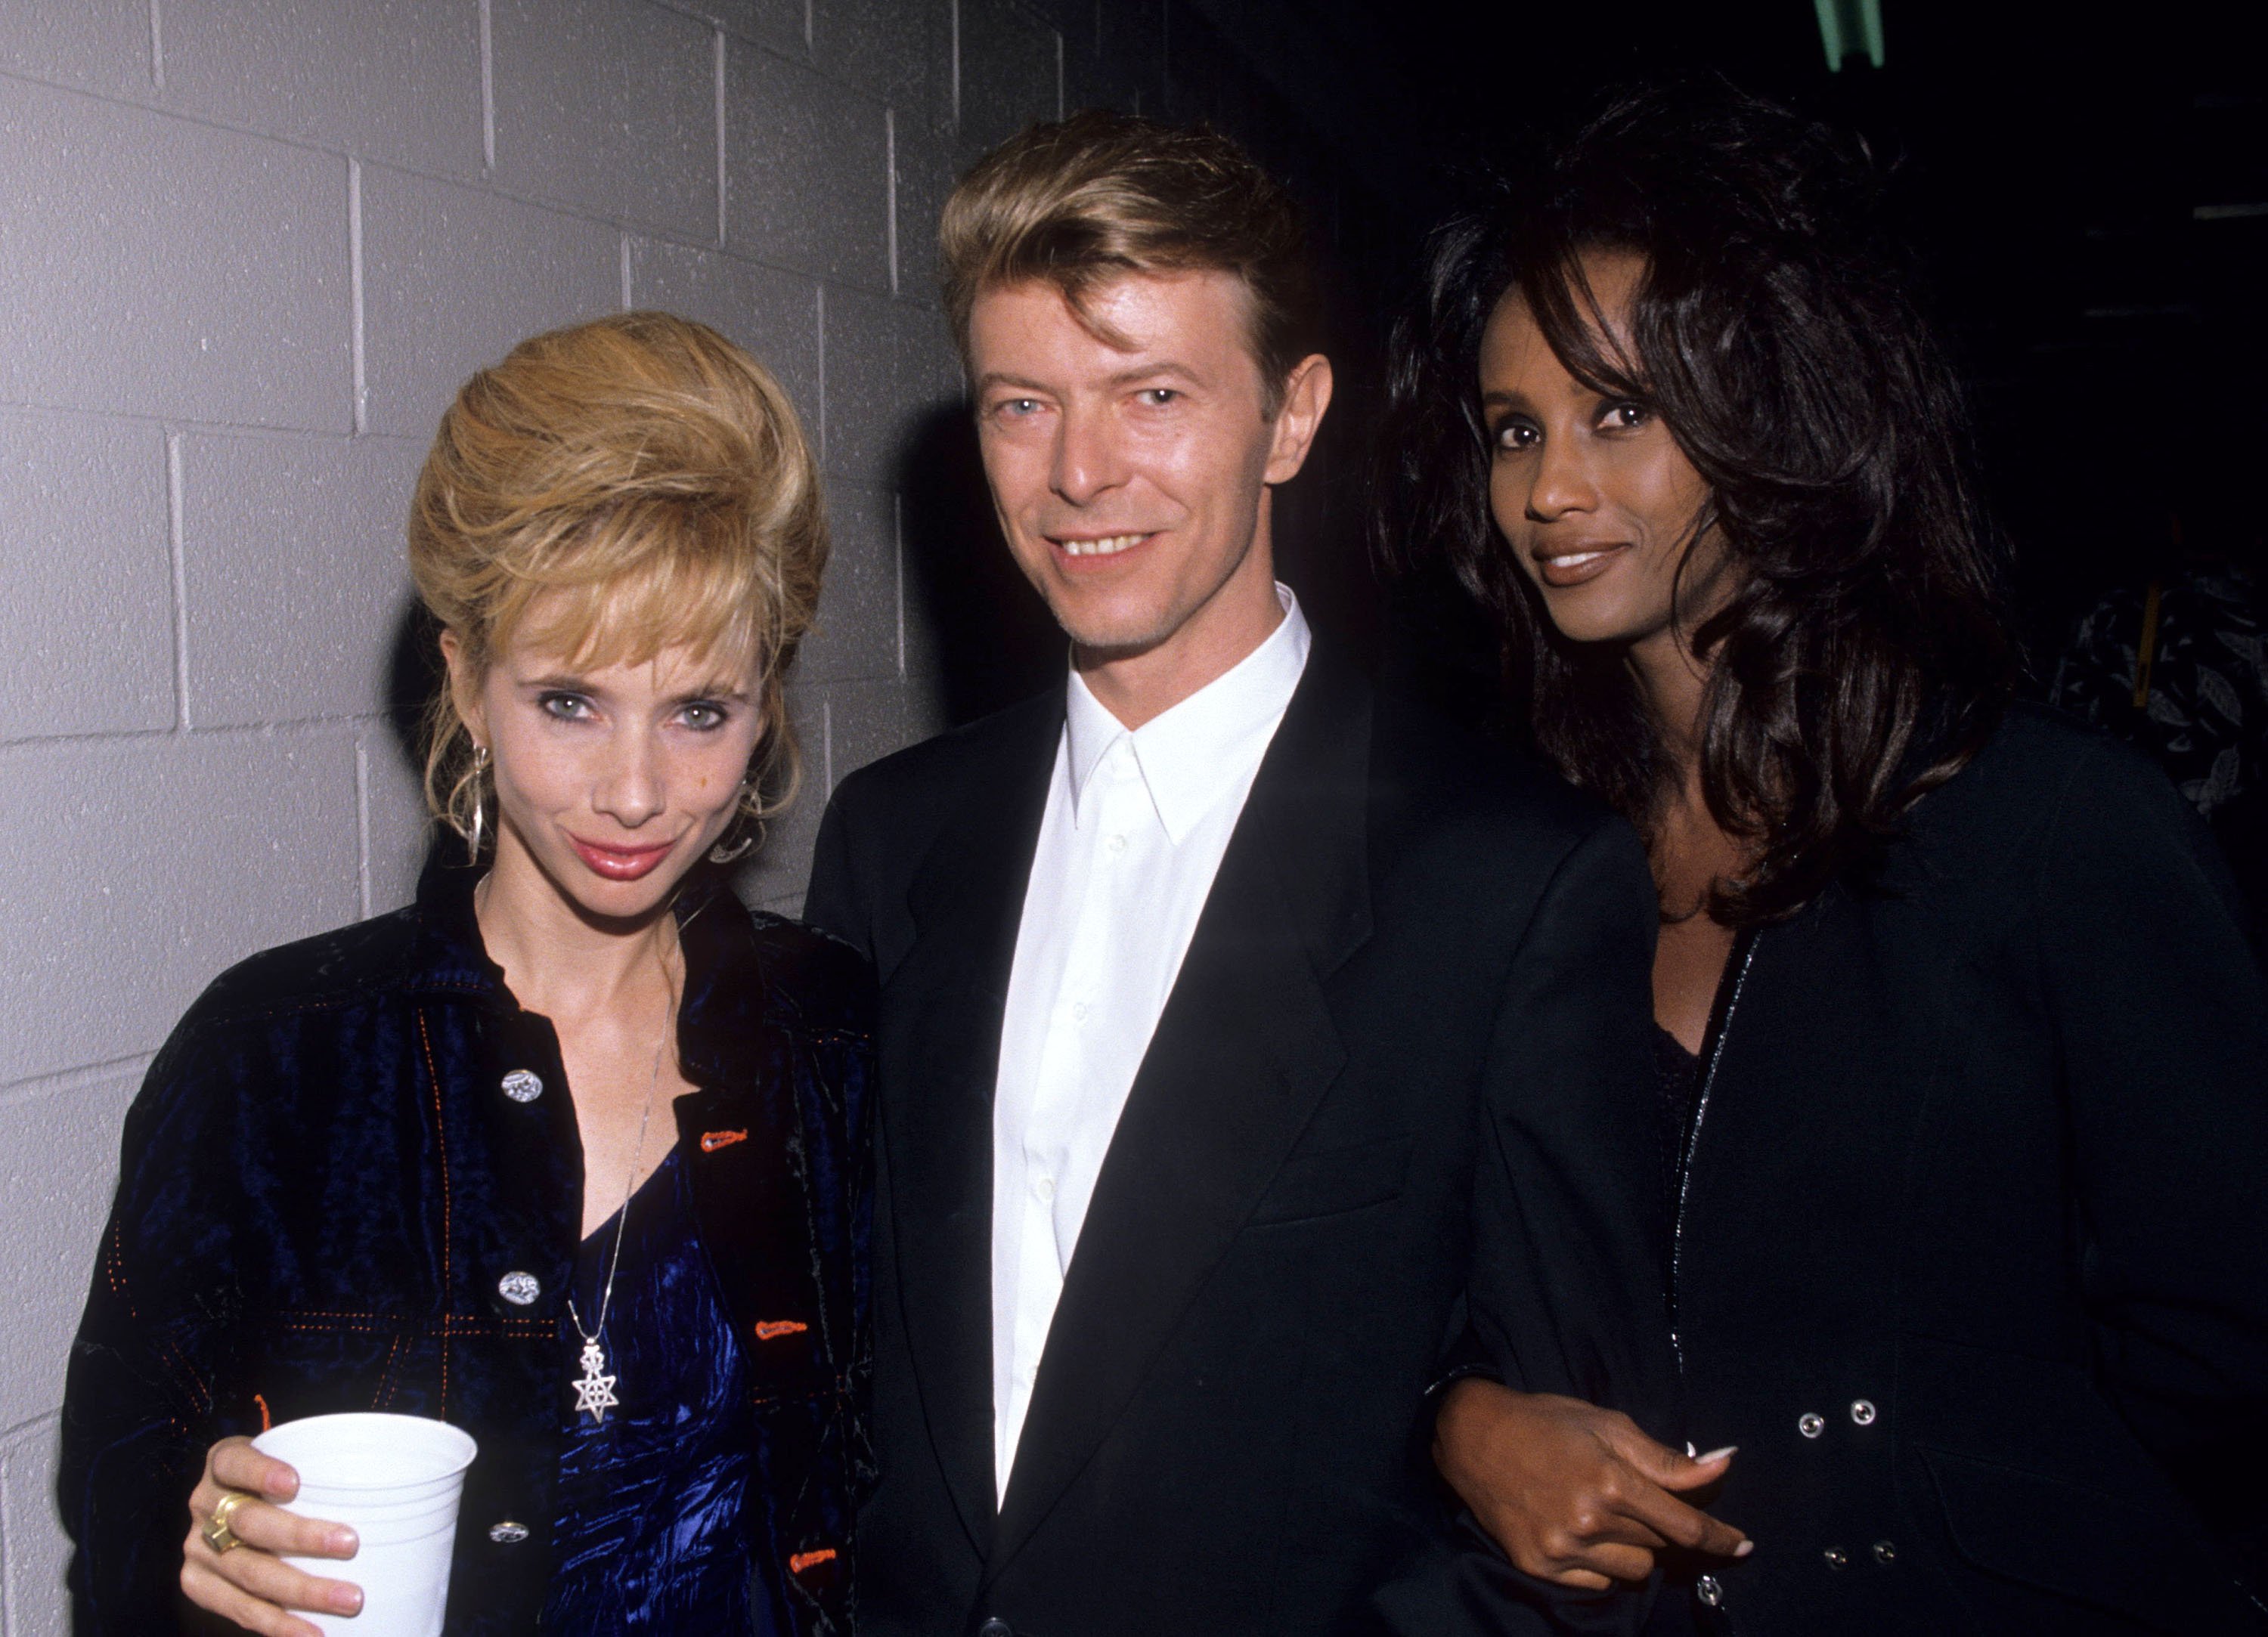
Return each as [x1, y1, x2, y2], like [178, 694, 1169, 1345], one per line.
[1850, 1398, 1878, 1425]
[1071, 1001, 1089, 1022]
[1106, 833, 1126, 854]
[497, 1270, 541, 1306]
[488, 1520, 529, 1544]
[500, 1069, 542, 1103]
[1694, 1573, 1724, 1608]
[1799, 1411, 1826, 1438]
[1823, 1546, 1848, 1570]
[1035, 1176, 1055, 1201]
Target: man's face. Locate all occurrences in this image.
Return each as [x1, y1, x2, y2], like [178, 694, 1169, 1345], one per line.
[968, 270, 1329, 664]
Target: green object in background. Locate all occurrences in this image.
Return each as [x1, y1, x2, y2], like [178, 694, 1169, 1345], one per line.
[1814, 0, 1885, 70]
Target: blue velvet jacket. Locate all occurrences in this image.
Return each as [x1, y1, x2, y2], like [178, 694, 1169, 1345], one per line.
[59, 853, 873, 1635]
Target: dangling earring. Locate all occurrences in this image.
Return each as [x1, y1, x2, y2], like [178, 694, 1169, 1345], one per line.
[465, 743, 490, 863]
[708, 779, 760, 864]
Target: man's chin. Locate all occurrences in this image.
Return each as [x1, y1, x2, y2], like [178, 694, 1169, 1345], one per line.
[1046, 597, 1179, 662]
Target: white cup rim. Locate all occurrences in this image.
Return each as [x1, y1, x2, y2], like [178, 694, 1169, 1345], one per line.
[253, 1413, 478, 1490]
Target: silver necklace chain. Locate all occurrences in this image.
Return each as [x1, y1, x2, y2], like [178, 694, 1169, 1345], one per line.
[565, 955, 677, 1425]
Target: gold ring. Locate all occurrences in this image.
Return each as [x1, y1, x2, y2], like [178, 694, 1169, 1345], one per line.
[201, 1490, 252, 1555]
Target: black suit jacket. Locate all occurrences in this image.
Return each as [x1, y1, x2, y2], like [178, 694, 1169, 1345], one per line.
[1650, 704, 2268, 1636]
[806, 646, 1675, 1637]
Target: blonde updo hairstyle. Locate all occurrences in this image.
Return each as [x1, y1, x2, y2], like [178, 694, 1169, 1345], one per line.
[409, 311, 826, 852]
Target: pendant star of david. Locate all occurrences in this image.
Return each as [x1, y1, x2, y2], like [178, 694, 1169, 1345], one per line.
[572, 1338, 618, 1424]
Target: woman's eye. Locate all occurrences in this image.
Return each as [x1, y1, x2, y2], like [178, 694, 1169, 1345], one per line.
[1603, 401, 1652, 431]
[680, 701, 729, 731]
[538, 691, 591, 720]
[1492, 420, 1539, 453]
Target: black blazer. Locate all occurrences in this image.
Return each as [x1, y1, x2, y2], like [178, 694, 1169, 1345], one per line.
[805, 646, 1675, 1637]
[1656, 705, 2268, 1635]
[60, 859, 872, 1636]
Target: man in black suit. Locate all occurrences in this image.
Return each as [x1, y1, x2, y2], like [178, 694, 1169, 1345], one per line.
[805, 110, 1675, 1635]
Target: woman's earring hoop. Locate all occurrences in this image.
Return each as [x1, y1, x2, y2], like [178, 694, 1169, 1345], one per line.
[466, 743, 491, 862]
[708, 782, 760, 865]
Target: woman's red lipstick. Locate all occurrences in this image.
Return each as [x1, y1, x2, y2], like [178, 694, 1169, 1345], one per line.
[569, 834, 676, 881]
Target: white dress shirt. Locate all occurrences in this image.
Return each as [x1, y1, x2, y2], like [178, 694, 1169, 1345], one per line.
[989, 585, 1312, 1501]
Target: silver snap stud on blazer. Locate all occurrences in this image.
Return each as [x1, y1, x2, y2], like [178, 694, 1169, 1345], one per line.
[497, 1270, 541, 1305]
[1799, 1411, 1826, 1437]
[500, 1069, 543, 1103]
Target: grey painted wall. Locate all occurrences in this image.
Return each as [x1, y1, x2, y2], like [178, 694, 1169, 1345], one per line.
[0, 0, 1366, 1625]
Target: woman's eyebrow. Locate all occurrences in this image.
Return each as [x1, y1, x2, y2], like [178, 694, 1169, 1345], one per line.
[670, 685, 751, 704]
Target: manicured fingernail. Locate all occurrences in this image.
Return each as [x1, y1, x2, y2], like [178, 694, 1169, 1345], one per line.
[333, 1584, 364, 1614]
[332, 1527, 358, 1555]
[1684, 1441, 1698, 1457]
[1734, 1540, 1755, 1557]
[1699, 1445, 1737, 1462]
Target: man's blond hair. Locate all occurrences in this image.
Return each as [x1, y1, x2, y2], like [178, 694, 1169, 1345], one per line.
[940, 110, 1318, 413]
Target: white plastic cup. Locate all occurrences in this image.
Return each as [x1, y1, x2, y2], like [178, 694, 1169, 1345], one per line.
[251, 1413, 479, 1637]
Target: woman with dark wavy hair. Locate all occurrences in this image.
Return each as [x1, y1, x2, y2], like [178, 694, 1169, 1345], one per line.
[1387, 81, 2268, 1634]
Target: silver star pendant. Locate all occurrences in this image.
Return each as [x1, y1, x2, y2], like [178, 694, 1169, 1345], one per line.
[572, 1338, 618, 1424]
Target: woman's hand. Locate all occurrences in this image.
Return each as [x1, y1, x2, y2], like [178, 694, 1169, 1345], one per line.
[1433, 1379, 1750, 1590]
[181, 1437, 364, 1636]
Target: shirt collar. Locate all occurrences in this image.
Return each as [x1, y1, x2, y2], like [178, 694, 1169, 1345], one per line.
[1063, 583, 1312, 844]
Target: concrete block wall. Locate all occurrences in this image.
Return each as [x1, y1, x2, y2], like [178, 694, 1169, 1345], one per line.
[0, 2, 1365, 1625]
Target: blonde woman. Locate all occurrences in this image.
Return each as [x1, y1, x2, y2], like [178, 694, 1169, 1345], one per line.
[59, 313, 869, 1636]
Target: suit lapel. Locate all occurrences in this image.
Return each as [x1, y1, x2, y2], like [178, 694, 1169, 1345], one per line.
[987, 649, 1376, 1574]
[884, 695, 1062, 1555]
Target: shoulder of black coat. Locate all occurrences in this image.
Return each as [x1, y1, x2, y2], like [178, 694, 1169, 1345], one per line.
[181, 906, 424, 1032]
[743, 911, 877, 1038]
[1926, 700, 2186, 837]
[829, 689, 1058, 817]
[1368, 683, 1624, 864]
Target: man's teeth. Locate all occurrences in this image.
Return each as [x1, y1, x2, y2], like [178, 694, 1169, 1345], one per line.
[1058, 533, 1147, 557]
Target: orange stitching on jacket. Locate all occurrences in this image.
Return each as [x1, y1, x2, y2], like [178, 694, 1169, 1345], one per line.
[789, 1548, 837, 1574]
[159, 1335, 212, 1412]
[754, 1320, 810, 1341]
[700, 1128, 749, 1153]
[373, 1335, 404, 1410]
[254, 1394, 271, 1433]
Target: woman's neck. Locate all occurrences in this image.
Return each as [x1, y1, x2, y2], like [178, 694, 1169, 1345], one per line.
[474, 834, 680, 1023]
[1625, 619, 1712, 781]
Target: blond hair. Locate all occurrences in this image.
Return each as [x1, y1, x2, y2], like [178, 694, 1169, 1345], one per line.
[408, 311, 826, 847]
[939, 110, 1317, 413]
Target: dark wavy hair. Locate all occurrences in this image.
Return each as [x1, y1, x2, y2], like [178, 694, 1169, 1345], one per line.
[1379, 79, 2015, 925]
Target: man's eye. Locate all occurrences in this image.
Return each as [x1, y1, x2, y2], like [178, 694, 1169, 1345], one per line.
[998, 398, 1043, 418]
[1138, 388, 1179, 406]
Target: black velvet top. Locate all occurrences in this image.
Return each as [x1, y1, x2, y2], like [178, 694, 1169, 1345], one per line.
[60, 853, 874, 1636]
[543, 1144, 761, 1629]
